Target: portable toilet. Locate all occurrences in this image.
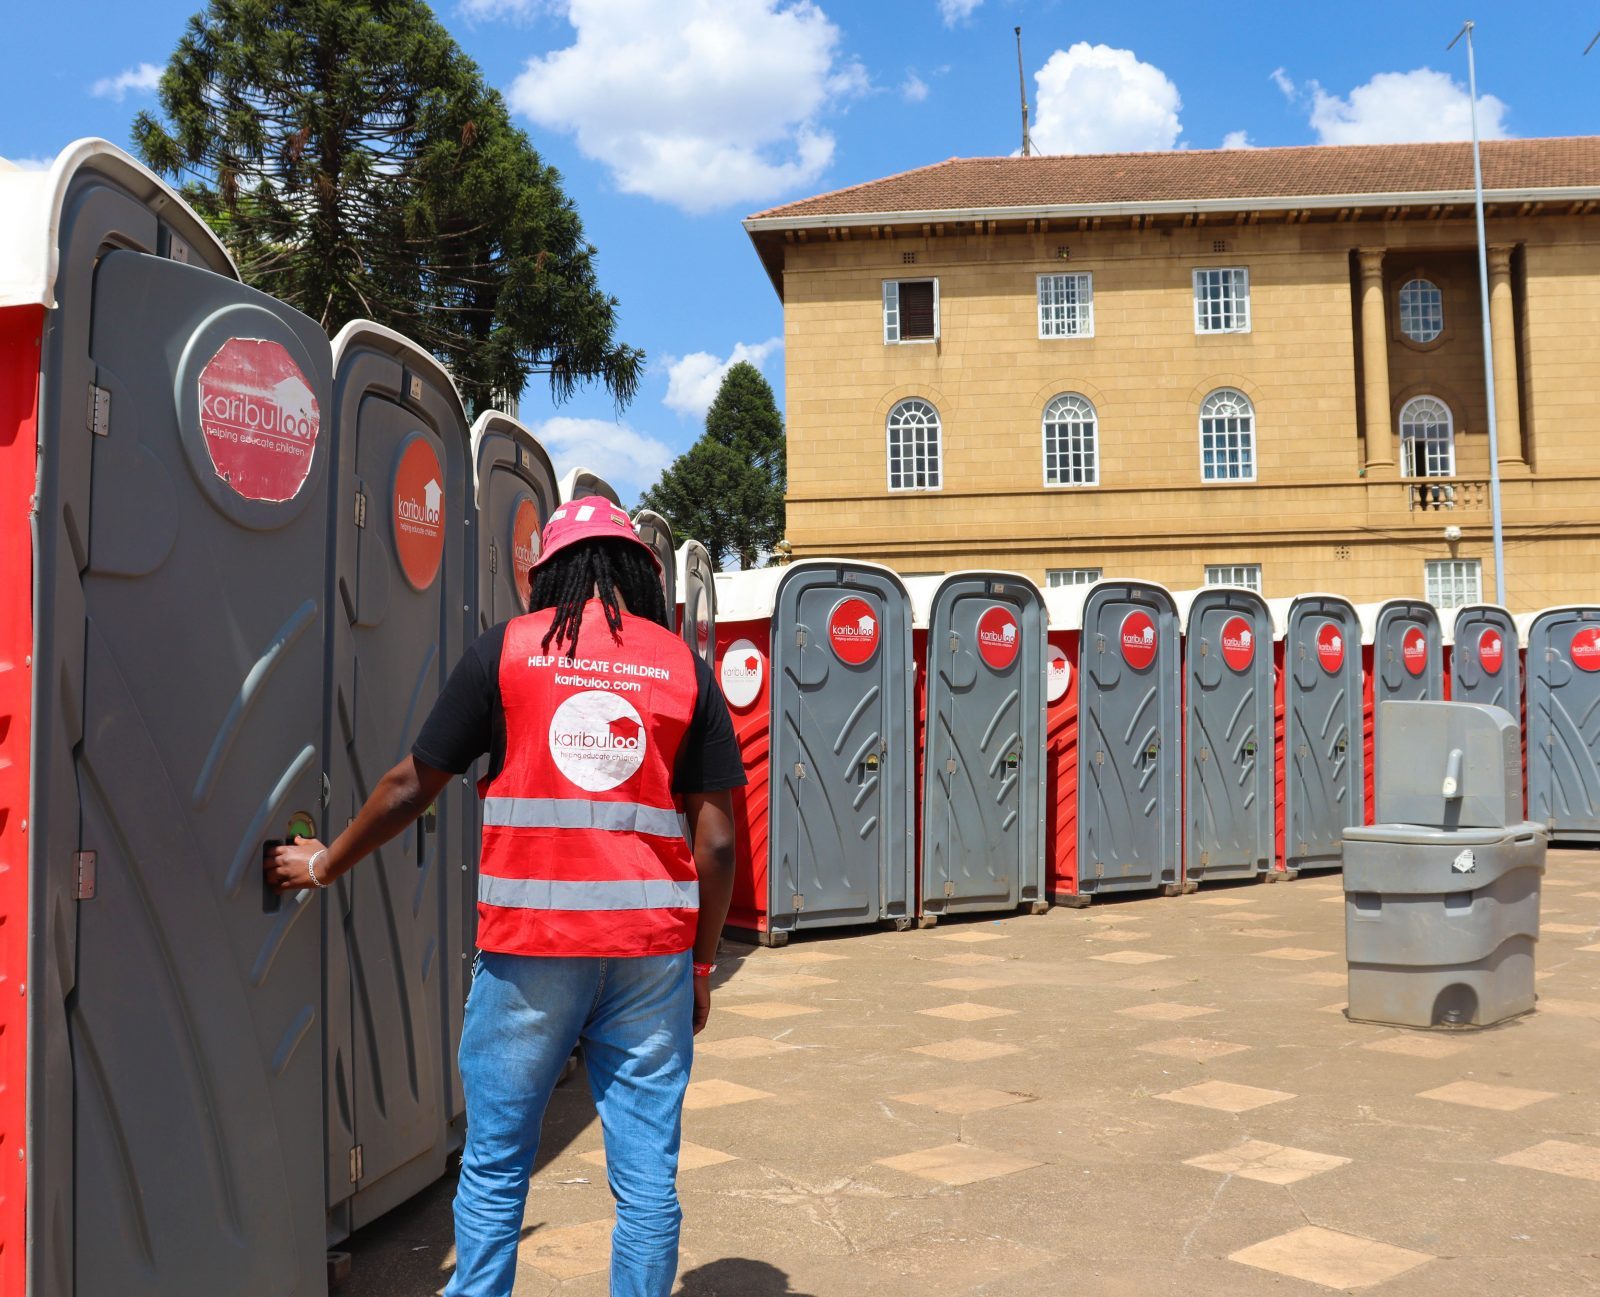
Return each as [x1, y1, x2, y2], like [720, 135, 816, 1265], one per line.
[677, 538, 717, 664]
[1077, 581, 1185, 896]
[913, 573, 1048, 920]
[712, 562, 915, 944]
[559, 465, 622, 505]
[1043, 585, 1086, 903]
[1278, 594, 1364, 873]
[325, 320, 475, 1238]
[1359, 599, 1443, 822]
[1, 141, 331, 1297]
[1525, 605, 1600, 841]
[1176, 587, 1276, 884]
[1451, 604, 1520, 722]
[471, 410, 558, 630]
[633, 508, 678, 629]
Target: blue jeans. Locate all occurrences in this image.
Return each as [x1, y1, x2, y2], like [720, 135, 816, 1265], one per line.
[445, 950, 694, 1297]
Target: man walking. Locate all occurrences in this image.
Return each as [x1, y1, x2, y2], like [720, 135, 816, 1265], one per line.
[267, 499, 744, 1296]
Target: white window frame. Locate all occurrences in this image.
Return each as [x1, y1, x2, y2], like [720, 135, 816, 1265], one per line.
[1399, 395, 1455, 478]
[1041, 392, 1099, 487]
[1205, 563, 1263, 592]
[1046, 567, 1103, 588]
[1425, 558, 1482, 611]
[1198, 387, 1257, 483]
[1037, 272, 1094, 339]
[1193, 267, 1251, 334]
[885, 397, 943, 491]
[883, 278, 940, 344]
[1398, 278, 1444, 344]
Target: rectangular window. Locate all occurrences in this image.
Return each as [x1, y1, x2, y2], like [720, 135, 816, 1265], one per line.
[1205, 563, 1262, 592]
[1046, 567, 1103, 588]
[1425, 559, 1482, 611]
[1193, 267, 1251, 333]
[1038, 272, 1094, 338]
[883, 278, 939, 343]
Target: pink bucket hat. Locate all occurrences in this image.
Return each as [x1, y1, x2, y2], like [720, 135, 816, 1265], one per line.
[531, 499, 663, 575]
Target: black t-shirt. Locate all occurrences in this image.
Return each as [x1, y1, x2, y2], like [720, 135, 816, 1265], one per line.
[412, 619, 748, 794]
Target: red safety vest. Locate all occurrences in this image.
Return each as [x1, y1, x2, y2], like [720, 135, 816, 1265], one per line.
[476, 600, 701, 958]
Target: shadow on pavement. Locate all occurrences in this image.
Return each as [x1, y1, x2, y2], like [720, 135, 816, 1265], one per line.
[677, 1258, 816, 1296]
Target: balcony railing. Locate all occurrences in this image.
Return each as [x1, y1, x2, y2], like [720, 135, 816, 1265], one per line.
[1404, 477, 1486, 512]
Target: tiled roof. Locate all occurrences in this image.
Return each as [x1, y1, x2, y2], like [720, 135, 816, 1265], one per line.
[747, 137, 1600, 223]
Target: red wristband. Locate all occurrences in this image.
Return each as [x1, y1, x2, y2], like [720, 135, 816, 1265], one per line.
[693, 962, 716, 978]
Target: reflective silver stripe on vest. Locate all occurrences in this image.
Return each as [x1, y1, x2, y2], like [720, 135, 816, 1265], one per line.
[482, 796, 683, 838]
[478, 875, 700, 911]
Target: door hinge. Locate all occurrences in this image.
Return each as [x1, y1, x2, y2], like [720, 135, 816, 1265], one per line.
[943, 880, 955, 897]
[795, 627, 808, 647]
[947, 632, 959, 653]
[1199, 851, 1210, 868]
[1200, 641, 1210, 656]
[87, 384, 110, 437]
[792, 893, 805, 911]
[1094, 750, 1105, 766]
[945, 757, 958, 774]
[354, 491, 368, 528]
[488, 541, 498, 574]
[794, 762, 807, 780]
[1198, 747, 1210, 762]
[349, 1145, 364, 1184]
[74, 851, 97, 900]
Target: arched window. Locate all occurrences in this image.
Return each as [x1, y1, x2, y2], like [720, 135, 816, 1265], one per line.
[1198, 388, 1255, 482]
[1043, 393, 1098, 486]
[1398, 278, 1444, 343]
[886, 398, 942, 491]
[1400, 396, 1454, 477]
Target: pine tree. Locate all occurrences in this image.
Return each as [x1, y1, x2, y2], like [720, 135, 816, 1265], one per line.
[132, 0, 641, 415]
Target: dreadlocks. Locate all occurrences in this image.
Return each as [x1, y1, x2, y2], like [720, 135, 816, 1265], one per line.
[529, 537, 671, 659]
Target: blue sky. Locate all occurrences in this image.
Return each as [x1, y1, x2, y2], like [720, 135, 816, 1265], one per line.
[4, 0, 1597, 503]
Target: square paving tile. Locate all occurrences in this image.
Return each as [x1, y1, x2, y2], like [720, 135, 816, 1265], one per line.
[721, 1001, 820, 1020]
[775, 949, 848, 963]
[1580, 943, 1600, 953]
[1577, 890, 1600, 899]
[1186, 1139, 1352, 1185]
[1535, 997, 1600, 1019]
[1289, 971, 1348, 986]
[744, 972, 837, 988]
[1157, 1080, 1296, 1113]
[1543, 878, 1586, 887]
[1232, 928, 1307, 939]
[933, 952, 1008, 966]
[1137, 1037, 1251, 1061]
[1116, 1002, 1220, 1021]
[1084, 911, 1145, 924]
[1111, 974, 1189, 991]
[1230, 1225, 1433, 1289]
[683, 1079, 775, 1111]
[1496, 1139, 1600, 1182]
[518, 1218, 613, 1280]
[1361, 1034, 1470, 1059]
[909, 1038, 1022, 1063]
[1085, 928, 1152, 941]
[1192, 896, 1257, 906]
[1256, 947, 1336, 961]
[1543, 923, 1597, 935]
[578, 1140, 736, 1172]
[875, 1142, 1041, 1186]
[933, 930, 1008, 943]
[1089, 950, 1172, 964]
[928, 976, 1012, 991]
[1319, 1003, 1349, 1015]
[891, 1084, 1033, 1115]
[694, 1035, 801, 1060]
[1417, 1080, 1556, 1111]
[1320, 894, 1347, 903]
[917, 1002, 1018, 1021]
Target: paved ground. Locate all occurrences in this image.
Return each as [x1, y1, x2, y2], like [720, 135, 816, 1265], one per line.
[339, 851, 1600, 1296]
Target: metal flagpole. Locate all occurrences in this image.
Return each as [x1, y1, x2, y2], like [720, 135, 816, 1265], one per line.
[1449, 19, 1507, 604]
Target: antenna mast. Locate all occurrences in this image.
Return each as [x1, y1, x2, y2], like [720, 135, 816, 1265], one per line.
[1015, 27, 1033, 156]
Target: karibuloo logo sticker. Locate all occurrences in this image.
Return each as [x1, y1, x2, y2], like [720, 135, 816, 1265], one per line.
[511, 498, 540, 611]
[720, 638, 765, 710]
[394, 438, 446, 589]
[976, 605, 1021, 670]
[1401, 625, 1428, 677]
[1119, 610, 1158, 670]
[1316, 621, 1345, 673]
[1220, 616, 1256, 672]
[197, 337, 320, 502]
[1572, 626, 1600, 672]
[1478, 628, 1505, 675]
[549, 690, 647, 791]
[829, 597, 880, 665]
[1046, 645, 1072, 703]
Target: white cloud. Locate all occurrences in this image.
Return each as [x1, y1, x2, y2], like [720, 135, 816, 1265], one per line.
[531, 416, 678, 505]
[1271, 66, 1297, 101]
[458, 0, 545, 17]
[938, 0, 982, 24]
[1307, 68, 1510, 145]
[2, 155, 54, 171]
[664, 337, 782, 419]
[902, 71, 930, 104]
[509, 0, 866, 214]
[89, 63, 161, 102]
[1031, 43, 1182, 154]
[1221, 130, 1256, 150]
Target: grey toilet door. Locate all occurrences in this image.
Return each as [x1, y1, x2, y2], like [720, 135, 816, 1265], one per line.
[633, 509, 678, 630]
[1451, 605, 1520, 721]
[921, 576, 1046, 914]
[1185, 590, 1274, 881]
[1284, 597, 1364, 871]
[679, 540, 717, 664]
[326, 331, 470, 1231]
[769, 566, 913, 932]
[62, 249, 331, 1296]
[1527, 607, 1600, 840]
[1077, 583, 1182, 894]
[1371, 601, 1442, 794]
[475, 419, 556, 631]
